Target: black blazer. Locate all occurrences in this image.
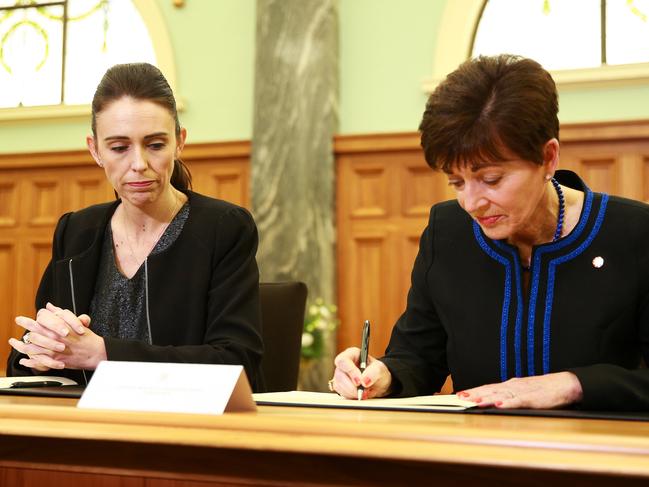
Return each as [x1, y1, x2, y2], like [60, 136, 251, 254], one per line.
[382, 170, 649, 411]
[7, 191, 264, 391]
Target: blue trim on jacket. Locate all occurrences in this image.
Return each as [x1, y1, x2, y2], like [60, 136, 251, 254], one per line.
[526, 188, 595, 375]
[471, 173, 609, 379]
[542, 194, 609, 373]
[472, 222, 513, 381]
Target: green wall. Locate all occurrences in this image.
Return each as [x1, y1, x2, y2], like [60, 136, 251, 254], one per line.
[2, 0, 649, 155]
[157, 0, 255, 144]
[339, 0, 444, 134]
[559, 83, 649, 123]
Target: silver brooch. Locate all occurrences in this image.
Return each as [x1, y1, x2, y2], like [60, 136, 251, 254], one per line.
[592, 256, 604, 268]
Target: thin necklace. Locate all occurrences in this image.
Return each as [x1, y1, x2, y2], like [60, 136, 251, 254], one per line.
[521, 178, 564, 272]
[120, 193, 182, 266]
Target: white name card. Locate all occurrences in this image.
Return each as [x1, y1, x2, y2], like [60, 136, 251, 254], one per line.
[77, 361, 256, 415]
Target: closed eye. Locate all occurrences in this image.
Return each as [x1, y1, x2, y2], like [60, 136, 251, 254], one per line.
[483, 177, 501, 186]
[448, 180, 464, 189]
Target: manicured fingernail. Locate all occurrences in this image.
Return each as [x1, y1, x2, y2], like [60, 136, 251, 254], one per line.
[495, 401, 503, 407]
[457, 391, 468, 397]
[353, 377, 361, 386]
[363, 378, 371, 387]
[474, 397, 482, 403]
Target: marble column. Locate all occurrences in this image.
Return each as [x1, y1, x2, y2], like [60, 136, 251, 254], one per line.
[252, 0, 339, 390]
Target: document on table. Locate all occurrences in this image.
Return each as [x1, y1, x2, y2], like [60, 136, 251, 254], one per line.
[253, 391, 477, 411]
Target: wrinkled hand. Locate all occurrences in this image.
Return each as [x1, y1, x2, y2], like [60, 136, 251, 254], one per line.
[8, 302, 105, 371]
[332, 347, 392, 399]
[458, 372, 584, 409]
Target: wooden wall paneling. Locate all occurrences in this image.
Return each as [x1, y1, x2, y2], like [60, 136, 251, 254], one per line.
[349, 162, 389, 218]
[336, 136, 437, 355]
[346, 231, 391, 357]
[617, 153, 645, 202]
[182, 141, 251, 209]
[68, 169, 115, 210]
[337, 150, 394, 356]
[0, 242, 16, 362]
[0, 179, 18, 227]
[336, 154, 354, 353]
[560, 140, 649, 201]
[580, 156, 619, 195]
[16, 239, 53, 316]
[643, 156, 649, 202]
[27, 175, 64, 228]
[186, 161, 249, 209]
[400, 161, 452, 218]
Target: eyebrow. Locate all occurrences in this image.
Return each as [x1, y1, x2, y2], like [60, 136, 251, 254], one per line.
[103, 132, 170, 142]
[469, 161, 505, 172]
[444, 161, 505, 175]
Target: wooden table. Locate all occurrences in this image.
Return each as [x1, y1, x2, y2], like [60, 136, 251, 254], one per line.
[0, 395, 648, 486]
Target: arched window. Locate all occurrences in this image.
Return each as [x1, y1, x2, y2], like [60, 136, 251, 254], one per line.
[472, 0, 649, 70]
[0, 0, 158, 109]
[424, 0, 649, 92]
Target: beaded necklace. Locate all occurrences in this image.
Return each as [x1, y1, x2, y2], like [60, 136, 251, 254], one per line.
[550, 177, 565, 242]
[521, 178, 564, 272]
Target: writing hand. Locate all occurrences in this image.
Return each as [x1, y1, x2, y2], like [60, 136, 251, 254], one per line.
[332, 347, 392, 399]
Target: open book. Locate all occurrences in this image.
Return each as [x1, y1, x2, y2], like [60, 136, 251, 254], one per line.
[253, 391, 477, 412]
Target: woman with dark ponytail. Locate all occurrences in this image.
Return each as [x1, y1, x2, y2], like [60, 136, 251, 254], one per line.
[7, 63, 263, 391]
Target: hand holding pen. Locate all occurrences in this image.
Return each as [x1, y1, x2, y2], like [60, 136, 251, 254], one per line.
[331, 319, 393, 400]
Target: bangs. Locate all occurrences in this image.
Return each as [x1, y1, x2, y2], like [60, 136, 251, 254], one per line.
[438, 124, 509, 173]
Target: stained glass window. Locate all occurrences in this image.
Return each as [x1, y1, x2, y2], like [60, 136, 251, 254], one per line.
[472, 0, 649, 70]
[0, 0, 156, 108]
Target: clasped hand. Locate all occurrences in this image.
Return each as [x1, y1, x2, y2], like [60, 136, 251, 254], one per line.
[8, 302, 106, 372]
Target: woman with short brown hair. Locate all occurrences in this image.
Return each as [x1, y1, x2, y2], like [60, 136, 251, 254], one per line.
[333, 54, 649, 411]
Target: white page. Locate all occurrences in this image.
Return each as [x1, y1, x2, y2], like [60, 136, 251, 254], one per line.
[253, 391, 477, 410]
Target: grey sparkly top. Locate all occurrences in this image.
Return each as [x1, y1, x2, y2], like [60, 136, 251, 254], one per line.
[89, 202, 190, 343]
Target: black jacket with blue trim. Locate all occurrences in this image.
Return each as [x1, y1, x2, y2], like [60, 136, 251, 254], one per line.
[381, 170, 649, 411]
[7, 191, 264, 391]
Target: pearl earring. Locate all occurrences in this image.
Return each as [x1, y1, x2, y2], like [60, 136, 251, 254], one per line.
[545, 174, 552, 181]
